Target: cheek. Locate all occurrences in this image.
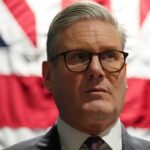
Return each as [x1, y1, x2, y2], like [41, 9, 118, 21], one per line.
[106, 71, 126, 102]
[111, 73, 127, 108]
[52, 73, 85, 120]
[51, 70, 83, 105]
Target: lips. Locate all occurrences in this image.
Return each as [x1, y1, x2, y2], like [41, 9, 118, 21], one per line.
[85, 87, 109, 93]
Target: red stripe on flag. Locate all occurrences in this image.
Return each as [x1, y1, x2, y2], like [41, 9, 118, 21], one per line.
[95, 0, 110, 10]
[62, 0, 110, 9]
[3, 0, 37, 46]
[140, 0, 150, 26]
[121, 78, 150, 129]
[1, 75, 150, 129]
[0, 75, 58, 128]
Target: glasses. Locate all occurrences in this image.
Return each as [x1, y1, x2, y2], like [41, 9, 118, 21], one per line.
[50, 50, 128, 73]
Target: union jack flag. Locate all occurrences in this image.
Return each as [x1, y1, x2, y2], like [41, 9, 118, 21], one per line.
[0, 0, 150, 149]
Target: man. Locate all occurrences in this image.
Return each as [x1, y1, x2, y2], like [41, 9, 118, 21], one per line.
[4, 1, 150, 150]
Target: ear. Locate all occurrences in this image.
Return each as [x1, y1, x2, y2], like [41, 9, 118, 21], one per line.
[123, 63, 128, 90]
[42, 61, 52, 91]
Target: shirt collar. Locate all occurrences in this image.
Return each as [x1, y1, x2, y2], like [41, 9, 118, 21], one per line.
[57, 118, 122, 150]
[99, 119, 122, 150]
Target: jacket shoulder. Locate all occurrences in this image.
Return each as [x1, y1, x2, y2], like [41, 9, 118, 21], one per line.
[3, 136, 42, 150]
[129, 135, 150, 149]
[3, 126, 60, 150]
[122, 126, 150, 150]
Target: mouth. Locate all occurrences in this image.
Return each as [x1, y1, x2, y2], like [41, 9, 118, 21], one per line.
[85, 87, 109, 93]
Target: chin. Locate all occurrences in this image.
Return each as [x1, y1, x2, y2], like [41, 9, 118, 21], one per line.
[83, 100, 116, 115]
[81, 107, 118, 130]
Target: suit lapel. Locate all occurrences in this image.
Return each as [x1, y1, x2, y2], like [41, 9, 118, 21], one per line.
[122, 125, 136, 150]
[45, 125, 61, 150]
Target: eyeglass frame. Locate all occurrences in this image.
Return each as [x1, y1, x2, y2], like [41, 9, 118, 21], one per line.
[49, 49, 129, 73]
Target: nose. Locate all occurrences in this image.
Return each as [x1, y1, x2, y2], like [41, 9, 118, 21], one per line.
[87, 55, 105, 81]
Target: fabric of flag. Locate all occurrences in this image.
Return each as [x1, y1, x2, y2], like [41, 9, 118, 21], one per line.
[0, 0, 150, 149]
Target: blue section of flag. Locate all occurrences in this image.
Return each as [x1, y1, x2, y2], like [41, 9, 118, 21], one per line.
[0, 36, 8, 47]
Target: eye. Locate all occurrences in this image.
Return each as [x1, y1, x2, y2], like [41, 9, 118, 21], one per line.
[106, 52, 115, 58]
[67, 51, 89, 63]
[76, 52, 88, 60]
[101, 51, 118, 60]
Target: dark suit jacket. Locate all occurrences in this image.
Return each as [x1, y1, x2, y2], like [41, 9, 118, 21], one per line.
[3, 125, 150, 150]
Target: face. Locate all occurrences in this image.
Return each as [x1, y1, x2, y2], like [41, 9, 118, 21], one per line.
[43, 19, 127, 135]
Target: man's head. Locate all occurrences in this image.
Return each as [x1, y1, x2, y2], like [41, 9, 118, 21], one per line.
[46, 1, 126, 61]
[43, 1, 128, 135]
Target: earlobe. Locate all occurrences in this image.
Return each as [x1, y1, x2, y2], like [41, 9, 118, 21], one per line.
[42, 61, 52, 91]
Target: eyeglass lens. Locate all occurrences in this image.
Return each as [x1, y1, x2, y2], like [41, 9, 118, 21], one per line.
[65, 50, 127, 72]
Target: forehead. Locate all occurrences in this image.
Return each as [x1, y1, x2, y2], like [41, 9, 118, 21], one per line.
[57, 19, 122, 52]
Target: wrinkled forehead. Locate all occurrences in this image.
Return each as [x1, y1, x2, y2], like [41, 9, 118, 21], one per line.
[56, 19, 122, 51]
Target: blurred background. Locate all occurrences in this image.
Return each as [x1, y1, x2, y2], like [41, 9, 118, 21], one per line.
[0, 0, 150, 149]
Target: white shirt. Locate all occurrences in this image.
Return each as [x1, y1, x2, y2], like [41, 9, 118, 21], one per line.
[57, 118, 122, 150]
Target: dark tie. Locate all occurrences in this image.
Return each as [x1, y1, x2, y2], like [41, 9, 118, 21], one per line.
[84, 136, 104, 150]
